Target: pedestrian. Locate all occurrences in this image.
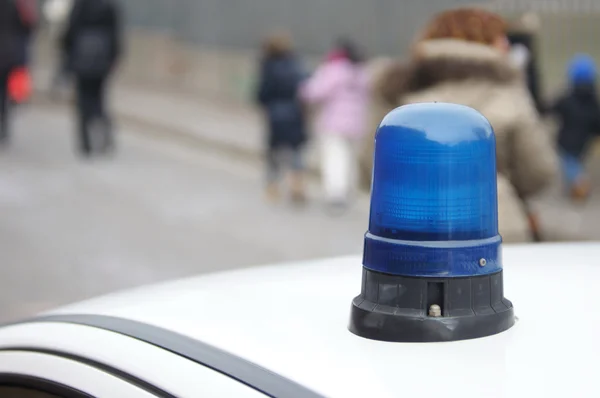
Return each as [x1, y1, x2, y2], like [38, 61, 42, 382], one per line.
[44, 0, 75, 97]
[255, 32, 308, 204]
[300, 38, 369, 212]
[14, 0, 38, 68]
[62, 0, 122, 157]
[507, 13, 544, 114]
[360, 8, 558, 243]
[548, 54, 600, 202]
[0, 0, 34, 145]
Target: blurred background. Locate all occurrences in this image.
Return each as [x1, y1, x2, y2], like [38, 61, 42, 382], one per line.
[1, 0, 600, 321]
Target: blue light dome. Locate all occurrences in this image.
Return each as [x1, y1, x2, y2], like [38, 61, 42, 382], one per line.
[363, 103, 502, 277]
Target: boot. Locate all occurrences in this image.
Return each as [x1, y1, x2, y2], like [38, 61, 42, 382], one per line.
[0, 128, 8, 148]
[570, 178, 591, 203]
[290, 172, 307, 205]
[0, 117, 8, 147]
[99, 118, 116, 156]
[265, 183, 280, 203]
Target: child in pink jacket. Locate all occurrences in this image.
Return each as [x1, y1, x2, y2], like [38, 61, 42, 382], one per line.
[300, 39, 370, 212]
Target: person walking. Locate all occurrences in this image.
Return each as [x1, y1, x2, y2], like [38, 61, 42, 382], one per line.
[14, 0, 38, 68]
[360, 8, 558, 243]
[507, 13, 544, 114]
[548, 54, 600, 202]
[300, 38, 369, 212]
[255, 32, 308, 204]
[0, 0, 33, 145]
[62, 0, 122, 157]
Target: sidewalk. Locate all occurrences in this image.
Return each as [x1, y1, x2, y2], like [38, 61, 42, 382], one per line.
[113, 85, 264, 159]
[31, 68, 600, 242]
[33, 68, 321, 171]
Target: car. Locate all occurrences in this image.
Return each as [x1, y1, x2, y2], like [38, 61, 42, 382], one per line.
[0, 243, 599, 398]
[1, 104, 597, 397]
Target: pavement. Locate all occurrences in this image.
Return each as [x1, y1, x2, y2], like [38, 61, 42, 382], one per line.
[0, 105, 368, 323]
[1, 73, 599, 322]
[34, 68, 600, 235]
[33, 70, 600, 242]
[33, 67, 307, 167]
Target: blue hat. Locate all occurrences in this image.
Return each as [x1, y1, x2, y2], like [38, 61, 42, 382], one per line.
[568, 54, 597, 84]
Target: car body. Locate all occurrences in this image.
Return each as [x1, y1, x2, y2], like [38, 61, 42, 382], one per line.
[0, 243, 598, 398]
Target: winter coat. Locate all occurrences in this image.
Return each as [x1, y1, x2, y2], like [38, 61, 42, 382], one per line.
[360, 39, 559, 243]
[300, 58, 369, 138]
[62, 0, 122, 78]
[507, 32, 543, 113]
[256, 53, 307, 149]
[14, 0, 37, 66]
[550, 83, 600, 159]
[0, 0, 31, 73]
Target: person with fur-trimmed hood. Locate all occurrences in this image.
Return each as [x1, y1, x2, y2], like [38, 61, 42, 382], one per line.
[359, 8, 558, 243]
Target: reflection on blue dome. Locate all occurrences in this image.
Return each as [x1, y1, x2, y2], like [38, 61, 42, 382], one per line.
[369, 103, 498, 241]
[364, 103, 502, 277]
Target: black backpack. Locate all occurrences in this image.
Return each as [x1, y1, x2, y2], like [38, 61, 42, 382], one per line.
[70, 0, 115, 78]
[72, 27, 112, 78]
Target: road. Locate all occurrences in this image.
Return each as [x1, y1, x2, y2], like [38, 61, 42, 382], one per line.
[1, 104, 600, 322]
[0, 105, 367, 322]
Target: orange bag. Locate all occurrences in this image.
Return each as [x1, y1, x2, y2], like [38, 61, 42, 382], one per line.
[8, 67, 32, 104]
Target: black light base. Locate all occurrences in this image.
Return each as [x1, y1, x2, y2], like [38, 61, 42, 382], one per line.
[348, 268, 515, 342]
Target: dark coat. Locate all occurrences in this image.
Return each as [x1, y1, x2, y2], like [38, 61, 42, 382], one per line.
[14, 0, 38, 66]
[551, 83, 600, 158]
[508, 32, 543, 113]
[0, 0, 31, 73]
[256, 54, 307, 149]
[62, 0, 122, 77]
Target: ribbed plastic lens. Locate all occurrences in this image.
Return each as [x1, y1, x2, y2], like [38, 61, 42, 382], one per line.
[364, 103, 502, 277]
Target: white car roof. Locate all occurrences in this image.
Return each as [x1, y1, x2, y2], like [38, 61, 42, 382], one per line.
[37, 243, 600, 398]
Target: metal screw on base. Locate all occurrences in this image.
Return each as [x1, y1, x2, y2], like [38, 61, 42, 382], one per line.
[429, 304, 442, 317]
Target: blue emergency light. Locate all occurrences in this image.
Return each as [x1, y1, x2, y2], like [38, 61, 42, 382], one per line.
[349, 103, 515, 343]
